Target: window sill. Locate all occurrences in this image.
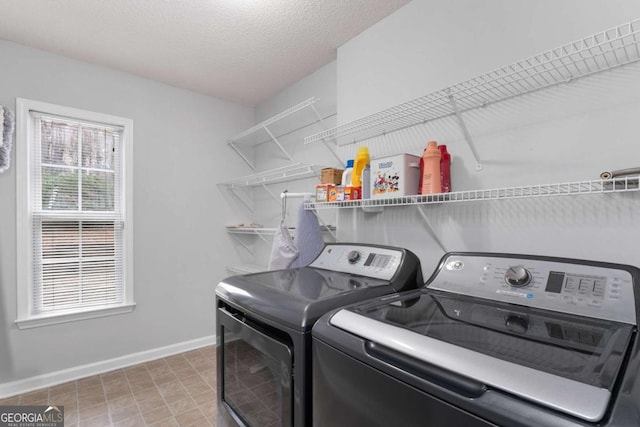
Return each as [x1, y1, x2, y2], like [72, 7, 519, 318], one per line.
[15, 303, 136, 329]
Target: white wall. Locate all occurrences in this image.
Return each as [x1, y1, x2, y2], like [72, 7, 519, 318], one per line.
[0, 39, 253, 388]
[224, 62, 339, 269]
[335, 0, 640, 276]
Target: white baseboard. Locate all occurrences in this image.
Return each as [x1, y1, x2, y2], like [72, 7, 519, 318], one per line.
[0, 335, 216, 399]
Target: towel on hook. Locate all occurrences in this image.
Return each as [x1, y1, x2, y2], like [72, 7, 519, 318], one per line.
[268, 220, 299, 270]
[0, 105, 15, 173]
[291, 203, 324, 268]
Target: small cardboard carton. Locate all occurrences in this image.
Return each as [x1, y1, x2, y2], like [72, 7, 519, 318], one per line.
[321, 168, 344, 185]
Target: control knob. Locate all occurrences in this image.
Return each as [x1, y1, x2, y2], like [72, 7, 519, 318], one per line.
[505, 266, 532, 287]
[347, 250, 362, 264]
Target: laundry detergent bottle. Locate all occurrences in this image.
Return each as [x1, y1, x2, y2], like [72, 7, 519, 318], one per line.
[351, 146, 370, 187]
[438, 144, 451, 193]
[341, 159, 354, 186]
[420, 141, 441, 194]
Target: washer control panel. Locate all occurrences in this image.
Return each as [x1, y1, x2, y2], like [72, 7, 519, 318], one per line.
[428, 254, 637, 325]
[309, 244, 403, 281]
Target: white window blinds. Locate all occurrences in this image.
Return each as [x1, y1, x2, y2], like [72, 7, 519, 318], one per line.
[30, 112, 125, 314]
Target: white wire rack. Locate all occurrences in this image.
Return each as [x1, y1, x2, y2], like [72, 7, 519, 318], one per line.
[304, 19, 640, 150]
[305, 176, 640, 210]
[218, 163, 324, 189]
[226, 264, 267, 275]
[229, 97, 320, 170]
[226, 225, 336, 235]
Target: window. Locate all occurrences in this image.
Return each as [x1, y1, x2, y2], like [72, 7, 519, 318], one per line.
[16, 99, 134, 328]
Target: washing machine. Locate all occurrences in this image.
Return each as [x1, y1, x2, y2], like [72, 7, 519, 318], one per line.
[215, 243, 423, 427]
[313, 252, 640, 426]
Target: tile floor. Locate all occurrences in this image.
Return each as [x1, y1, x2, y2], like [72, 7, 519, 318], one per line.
[0, 345, 218, 426]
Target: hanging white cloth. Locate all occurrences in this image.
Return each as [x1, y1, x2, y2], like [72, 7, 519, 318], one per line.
[268, 220, 299, 270]
[290, 203, 324, 268]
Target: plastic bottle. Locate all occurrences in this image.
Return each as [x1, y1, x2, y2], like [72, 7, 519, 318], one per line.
[420, 141, 441, 194]
[418, 148, 426, 194]
[351, 147, 370, 187]
[362, 164, 371, 199]
[341, 160, 354, 186]
[438, 145, 451, 193]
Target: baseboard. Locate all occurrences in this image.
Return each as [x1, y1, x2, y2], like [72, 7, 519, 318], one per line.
[0, 335, 216, 399]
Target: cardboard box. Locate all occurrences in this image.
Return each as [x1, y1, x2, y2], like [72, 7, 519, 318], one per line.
[371, 154, 420, 198]
[344, 186, 360, 201]
[328, 186, 338, 202]
[316, 184, 334, 202]
[321, 168, 344, 185]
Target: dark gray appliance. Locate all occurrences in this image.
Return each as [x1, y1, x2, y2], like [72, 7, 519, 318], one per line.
[215, 243, 423, 427]
[313, 252, 640, 427]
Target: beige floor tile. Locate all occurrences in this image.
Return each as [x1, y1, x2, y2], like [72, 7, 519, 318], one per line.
[77, 376, 103, 391]
[49, 381, 77, 396]
[113, 414, 146, 427]
[78, 401, 109, 421]
[109, 403, 141, 424]
[78, 391, 107, 409]
[185, 381, 212, 398]
[9, 346, 219, 427]
[152, 372, 178, 386]
[148, 416, 180, 427]
[0, 396, 20, 405]
[100, 369, 127, 384]
[18, 389, 49, 405]
[174, 407, 208, 427]
[124, 364, 148, 377]
[145, 358, 169, 369]
[167, 396, 198, 417]
[107, 393, 136, 412]
[171, 365, 198, 379]
[190, 390, 216, 407]
[136, 394, 167, 414]
[103, 378, 131, 399]
[79, 413, 112, 427]
[199, 402, 217, 419]
[141, 405, 173, 425]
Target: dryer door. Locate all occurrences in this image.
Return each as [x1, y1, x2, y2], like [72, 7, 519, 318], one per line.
[218, 305, 292, 427]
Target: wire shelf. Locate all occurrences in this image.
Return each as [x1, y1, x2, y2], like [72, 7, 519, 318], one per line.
[305, 19, 640, 146]
[230, 97, 319, 145]
[225, 264, 267, 275]
[305, 176, 640, 210]
[218, 163, 324, 188]
[226, 225, 336, 235]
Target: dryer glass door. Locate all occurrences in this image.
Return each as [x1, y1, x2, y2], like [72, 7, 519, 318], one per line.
[218, 306, 292, 427]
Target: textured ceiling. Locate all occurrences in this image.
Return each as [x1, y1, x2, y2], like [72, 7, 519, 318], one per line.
[0, 0, 411, 106]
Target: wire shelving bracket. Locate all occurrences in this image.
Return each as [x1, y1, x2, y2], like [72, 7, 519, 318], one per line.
[304, 19, 640, 166]
[228, 97, 320, 170]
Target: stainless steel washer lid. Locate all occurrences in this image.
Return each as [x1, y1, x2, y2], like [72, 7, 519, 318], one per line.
[330, 308, 613, 422]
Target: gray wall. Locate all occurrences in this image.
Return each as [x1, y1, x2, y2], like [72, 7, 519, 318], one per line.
[223, 61, 339, 270]
[0, 39, 253, 384]
[335, 0, 640, 276]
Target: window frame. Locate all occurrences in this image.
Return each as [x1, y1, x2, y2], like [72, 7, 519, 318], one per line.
[16, 98, 135, 329]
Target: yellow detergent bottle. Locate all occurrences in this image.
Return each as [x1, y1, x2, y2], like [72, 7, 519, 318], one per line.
[351, 146, 370, 188]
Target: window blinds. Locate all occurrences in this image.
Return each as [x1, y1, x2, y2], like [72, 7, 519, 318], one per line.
[30, 112, 125, 314]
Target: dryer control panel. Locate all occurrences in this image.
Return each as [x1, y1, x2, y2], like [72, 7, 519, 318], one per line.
[428, 253, 637, 325]
[309, 244, 404, 281]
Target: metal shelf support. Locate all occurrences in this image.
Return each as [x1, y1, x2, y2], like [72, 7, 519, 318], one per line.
[448, 91, 482, 171]
[227, 97, 320, 170]
[416, 205, 447, 253]
[229, 233, 255, 254]
[309, 105, 345, 167]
